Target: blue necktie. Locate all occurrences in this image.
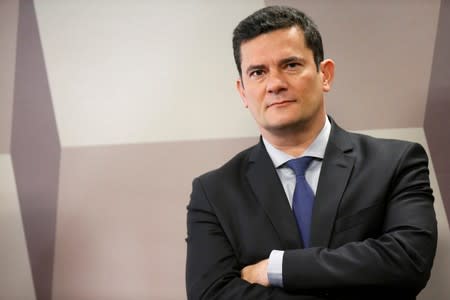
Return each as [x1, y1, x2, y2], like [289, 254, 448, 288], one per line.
[285, 156, 315, 247]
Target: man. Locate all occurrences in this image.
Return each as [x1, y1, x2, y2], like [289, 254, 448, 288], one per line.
[186, 6, 437, 300]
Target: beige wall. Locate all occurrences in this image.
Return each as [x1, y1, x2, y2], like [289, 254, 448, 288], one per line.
[0, 0, 19, 153]
[53, 138, 257, 300]
[34, 0, 263, 147]
[0, 154, 36, 300]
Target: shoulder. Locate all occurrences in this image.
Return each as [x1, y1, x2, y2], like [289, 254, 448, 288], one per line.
[327, 120, 430, 178]
[350, 130, 418, 150]
[347, 130, 427, 160]
[336, 131, 430, 186]
[329, 119, 427, 161]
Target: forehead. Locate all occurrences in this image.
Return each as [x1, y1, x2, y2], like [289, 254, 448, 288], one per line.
[240, 26, 311, 66]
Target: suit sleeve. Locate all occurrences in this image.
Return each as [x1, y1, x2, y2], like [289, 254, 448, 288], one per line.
[186, 177, 327, 300]
[282, 143, 437, 296]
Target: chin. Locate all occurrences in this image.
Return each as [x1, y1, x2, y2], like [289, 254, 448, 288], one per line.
[265, 120, 305, 132]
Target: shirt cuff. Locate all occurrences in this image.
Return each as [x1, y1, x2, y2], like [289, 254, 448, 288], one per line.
[267, 250, 284, 287]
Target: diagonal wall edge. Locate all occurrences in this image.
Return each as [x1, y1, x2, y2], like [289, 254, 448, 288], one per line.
[11, 0, 61, 300]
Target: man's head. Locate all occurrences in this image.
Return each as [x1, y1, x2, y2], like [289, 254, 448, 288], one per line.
[233, 6, 335, 143]
[233, 6, 324, 77]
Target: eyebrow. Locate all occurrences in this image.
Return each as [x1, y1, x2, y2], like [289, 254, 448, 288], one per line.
[244, 56, 306, 75]
[279, 56, 305, 65]
[245, 64, 266, 75]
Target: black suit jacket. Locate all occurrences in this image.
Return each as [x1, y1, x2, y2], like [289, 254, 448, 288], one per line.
[186, 120, 437, 300]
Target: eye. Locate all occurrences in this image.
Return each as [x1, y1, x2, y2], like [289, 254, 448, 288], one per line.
[249, 69, 265, 78]
[285, 62, 301, 69]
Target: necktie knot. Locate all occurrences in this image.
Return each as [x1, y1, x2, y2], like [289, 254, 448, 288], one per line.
[285, 156, 315, 177]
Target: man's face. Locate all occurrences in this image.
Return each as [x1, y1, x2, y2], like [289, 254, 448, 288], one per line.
[236, 26, 333, 137]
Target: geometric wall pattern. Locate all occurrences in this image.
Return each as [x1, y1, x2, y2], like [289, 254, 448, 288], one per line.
[12, 1, 60, 300]
[0, 0, 448, 299]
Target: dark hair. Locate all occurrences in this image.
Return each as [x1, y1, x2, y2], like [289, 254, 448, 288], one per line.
[232, 6, 324, 76]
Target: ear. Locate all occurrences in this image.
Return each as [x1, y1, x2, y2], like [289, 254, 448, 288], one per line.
[319, 59, 335, 92]
[236, 78, 249, 108]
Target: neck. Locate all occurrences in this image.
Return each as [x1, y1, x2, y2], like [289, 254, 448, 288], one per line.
[261, 114, 326, 157]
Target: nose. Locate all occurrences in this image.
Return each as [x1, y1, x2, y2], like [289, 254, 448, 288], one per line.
[266, 70, 288, 94]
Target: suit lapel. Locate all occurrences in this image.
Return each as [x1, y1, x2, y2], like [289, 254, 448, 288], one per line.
[310, 121, 355, 247]
[246, 141, 303, 249]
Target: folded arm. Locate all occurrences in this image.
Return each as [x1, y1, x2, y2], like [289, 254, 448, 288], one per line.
[186, 178, 325, 300]
[281, 143, 437, 295]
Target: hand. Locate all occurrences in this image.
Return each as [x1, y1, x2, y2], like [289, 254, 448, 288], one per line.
[241, 259, 270, 287]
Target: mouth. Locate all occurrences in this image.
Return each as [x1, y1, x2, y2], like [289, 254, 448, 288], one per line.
[267, 100, 296, 108]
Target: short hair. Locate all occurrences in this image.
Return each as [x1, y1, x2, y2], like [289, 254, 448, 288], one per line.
[232, 6, 324, 76]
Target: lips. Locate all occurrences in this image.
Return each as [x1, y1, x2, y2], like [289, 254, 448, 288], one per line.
[267, 99, 296, 108]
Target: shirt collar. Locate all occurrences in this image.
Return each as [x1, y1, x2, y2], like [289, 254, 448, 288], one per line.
[262, 117, 331, 168]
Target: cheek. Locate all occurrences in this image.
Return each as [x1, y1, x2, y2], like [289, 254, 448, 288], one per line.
[245, 90, 265, 108]
[294, 77, 322, 98]
[248, 102, 264, 117]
